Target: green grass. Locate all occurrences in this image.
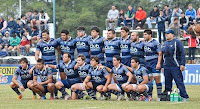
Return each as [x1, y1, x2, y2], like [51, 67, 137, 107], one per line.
[0, 85, 200, 109]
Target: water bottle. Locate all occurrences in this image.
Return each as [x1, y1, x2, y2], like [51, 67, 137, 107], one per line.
[170, 92, 174, 101]
[173, 88, 180, 102]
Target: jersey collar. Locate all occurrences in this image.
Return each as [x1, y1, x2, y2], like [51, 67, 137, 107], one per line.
[64, 60, 71, 67]
[92, 36, 100, 42]
[135, 64, 141, 71]
[79, 62, 86, 69]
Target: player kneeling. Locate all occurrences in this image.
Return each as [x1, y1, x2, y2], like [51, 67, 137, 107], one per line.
[10, 58, 36, 100]
[83, 56, 111, 100]
[123, 57, 153, 101]
[71, 55, 91, 100]
[100, 55, 134, 101]
[28, 59, 55, 100]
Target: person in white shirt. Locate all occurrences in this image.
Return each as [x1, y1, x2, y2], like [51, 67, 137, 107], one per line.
[38, 10, 50, 29]
[105, 6, 119, 29]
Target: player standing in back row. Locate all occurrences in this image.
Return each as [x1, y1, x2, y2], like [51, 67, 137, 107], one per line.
[104, 29, 120, 68]
[35, 30, 59, 99]
[120, 27, 131, 66]
[88, 26, 105, 65]
[75, 26, 91, 63]
[143, 29, 162, 101]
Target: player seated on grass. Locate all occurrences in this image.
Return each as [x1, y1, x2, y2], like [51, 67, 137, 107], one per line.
[46, 53, 82, 100]
[28, 58, 55, 100]
[10, 57, 36, 100]
[83, 56, 112, 100]
[71, 55, 91, 100]
[99, 55, 134, 101]
[123, 57, 153, 102]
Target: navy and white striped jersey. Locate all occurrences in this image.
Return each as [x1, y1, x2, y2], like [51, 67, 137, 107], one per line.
[130, 41, 145, 59]
[104, 38, 120, 62]
[33, 67, 53, 82]
[14, 65, 33, 81]
[143, 39, 161, 61]
[56, 37, 76, 60]
[120, 36, 131, 59]
[111, 65, 129, 84]
[162, 39, 186, 67]
[88, 67, 109, 84]
[56, 60, 81, 82]
[36, 38, 58, 65]
[88, 36, 105, 64]
[133, 65, 152, 85]
[77, 63, 91, 81]
[75, 35, 91, 63]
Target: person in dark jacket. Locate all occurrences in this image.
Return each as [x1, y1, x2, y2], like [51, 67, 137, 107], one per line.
[163, 5, 172, 25]
[146, 5, 159, 29]
[162, 29, 189, 102]
[156, 10, 166, 43]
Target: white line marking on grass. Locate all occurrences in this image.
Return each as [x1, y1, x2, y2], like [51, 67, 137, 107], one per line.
[78, 107, 99, 109]
[168, 102, 185, 104]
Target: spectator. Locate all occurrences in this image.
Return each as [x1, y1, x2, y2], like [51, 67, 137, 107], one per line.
[105, 6, 119, 29]
[180, 12, 189, 31]
[171, 6, 182, 23]
[26, 10, 33, 23]
[7, 17, 17, 37]
[134, 6, 146, 29]
[0, 17, 8, 36]
[156, 10, 166, 43]
[183, 27, 199, 64]
[185, 4, 196, 21]
[0, 34, 3, 50]
[193, 19, 199, 27]
[17, 36, 30, 56]
[20, 14, 31, 37]
[2, 31, 11, 50]
[118, 9, 125, 27]
[196, 5, 200, 22]
[8, 33, 20, 56]
[31, 25, 41, 45]
[38, 10, 50, 30]
[31, 10, 39, 28]
[146, 5, 159, 29]
[169, 17, 181, 39]
[123, 5, 135, 29]
[13, 18, 21, 37]
[163, 4, 172, 25]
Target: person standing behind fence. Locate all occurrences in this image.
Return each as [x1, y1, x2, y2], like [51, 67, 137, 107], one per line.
[183, 28, 199, 64]
[169, 17, 181, 39]
[156, 10, 166, 44]
[162, 29, 189, 102]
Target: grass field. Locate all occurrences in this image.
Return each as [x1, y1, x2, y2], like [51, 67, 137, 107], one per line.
[0, 85, 200, 109]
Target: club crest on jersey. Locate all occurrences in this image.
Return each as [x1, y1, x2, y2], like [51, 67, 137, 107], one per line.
[120, 44, 129, 49]
[90, 44, 100, 49]
[114, 74, 123, 80]
[105, 45, 114, 50]
[78, 71, 87, 77]
[60, 45, 70, 51]
[21, 74, 32, 79]
[64, 69, 74, 75]
[76, 42, 86, 47]
[130, 47, 138, 53]
[144, 46, 152, 52]
[92, 76, 101, 82]
[43, 46, 55, 51]
[39, 75, 48, 81]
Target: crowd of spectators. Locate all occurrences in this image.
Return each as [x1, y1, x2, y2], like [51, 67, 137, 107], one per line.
[0, 10, 49, 56]
[105, 4, 200, 63]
